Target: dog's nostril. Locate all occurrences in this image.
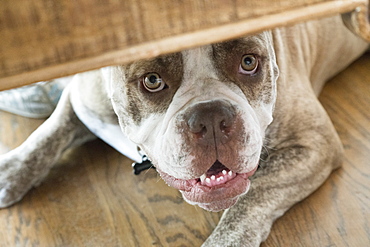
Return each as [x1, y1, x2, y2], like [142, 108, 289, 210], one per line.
[195, 124, 207, 138]
[220, 120, 228, 131]
[187, 117, 207, 136]
[220, 118, 235, 134]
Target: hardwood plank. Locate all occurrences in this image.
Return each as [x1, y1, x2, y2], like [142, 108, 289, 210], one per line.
[0, 0, 367, 90]
[0, 54, 369, 246]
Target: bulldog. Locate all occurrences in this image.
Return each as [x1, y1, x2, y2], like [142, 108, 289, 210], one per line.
[0, 15, 368, 246]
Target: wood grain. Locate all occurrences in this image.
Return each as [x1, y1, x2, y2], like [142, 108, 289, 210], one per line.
[0, 0, 367, 90]
[0, 54, 369, 246]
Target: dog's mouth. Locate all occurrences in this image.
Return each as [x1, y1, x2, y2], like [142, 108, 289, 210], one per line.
[157, 160, 257, 212]
[197, 161, 237, 187]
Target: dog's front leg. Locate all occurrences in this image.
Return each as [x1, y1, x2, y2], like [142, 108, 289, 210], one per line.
[0, 85, 95, 208]
[202, 117, 343, 246]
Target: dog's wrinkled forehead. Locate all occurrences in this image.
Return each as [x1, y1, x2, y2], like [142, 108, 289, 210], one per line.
[112, 32, 278, 125]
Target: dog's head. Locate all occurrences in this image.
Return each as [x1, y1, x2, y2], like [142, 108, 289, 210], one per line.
[108, 32, 279, 211]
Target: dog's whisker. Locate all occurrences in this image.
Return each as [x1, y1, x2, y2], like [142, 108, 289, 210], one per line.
[143, 165, 155, 176]
[155, 175, 163, 183]
[262, 145, 270, 155]
[259, 145, 271, 163]
[176, 193, 183, 200]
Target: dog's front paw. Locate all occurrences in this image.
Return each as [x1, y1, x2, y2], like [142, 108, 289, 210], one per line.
[201, 208, 265, 247]
[0, 186, 28, 208]
[0, 153, 45, 208]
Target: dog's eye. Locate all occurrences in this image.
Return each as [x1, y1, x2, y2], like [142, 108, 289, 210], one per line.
[143, 73, 166, 92]
[239, 54, 258, 75]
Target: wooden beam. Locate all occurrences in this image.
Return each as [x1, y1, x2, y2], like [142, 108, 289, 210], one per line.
[0, 0, 368, 90]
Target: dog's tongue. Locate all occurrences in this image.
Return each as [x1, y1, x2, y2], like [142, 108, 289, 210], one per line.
[199, 161, 236, 187]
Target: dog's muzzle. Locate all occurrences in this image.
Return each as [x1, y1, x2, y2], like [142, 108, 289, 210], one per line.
[156, 100, 259, 212]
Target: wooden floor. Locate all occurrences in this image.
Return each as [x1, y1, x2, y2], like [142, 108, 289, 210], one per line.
[0, 53, 369, 247]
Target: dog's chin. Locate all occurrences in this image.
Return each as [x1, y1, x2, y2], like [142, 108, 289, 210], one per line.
[157, 162, 258, 212]
[183, 194, 241, 212]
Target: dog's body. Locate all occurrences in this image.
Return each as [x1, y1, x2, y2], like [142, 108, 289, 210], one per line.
[0, 16, 368, 246]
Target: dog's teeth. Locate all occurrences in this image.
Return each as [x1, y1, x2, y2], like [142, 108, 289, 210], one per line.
[200, 170, 235, 186]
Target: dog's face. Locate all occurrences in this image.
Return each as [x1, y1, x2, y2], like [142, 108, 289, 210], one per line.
[108, 32, 279, 211]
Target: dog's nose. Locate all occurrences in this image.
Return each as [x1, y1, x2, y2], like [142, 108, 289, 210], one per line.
[184, 100, 236, 144]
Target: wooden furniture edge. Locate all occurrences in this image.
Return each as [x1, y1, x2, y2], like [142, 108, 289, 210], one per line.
[0, 0, 367, 91]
